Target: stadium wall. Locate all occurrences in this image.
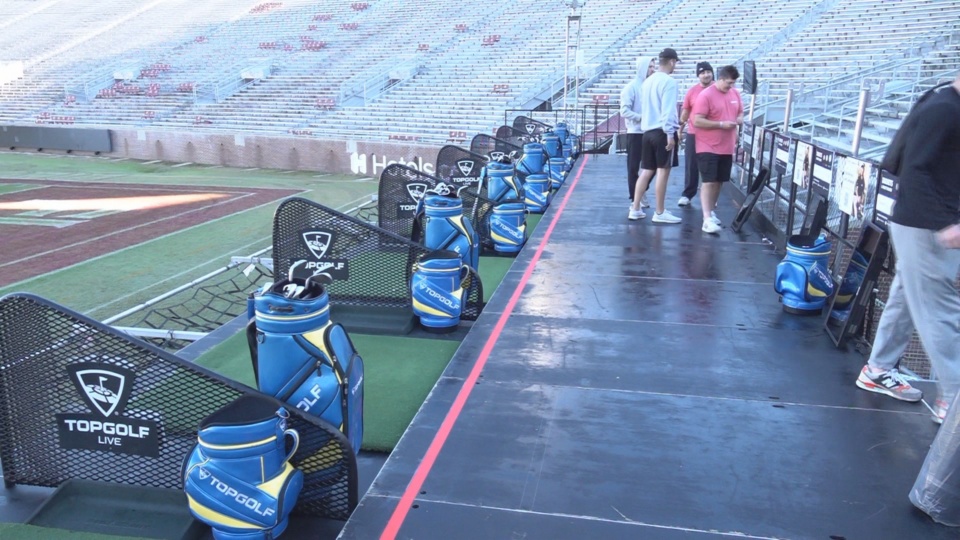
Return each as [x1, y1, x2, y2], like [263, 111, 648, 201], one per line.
[108, 129, 441, 176]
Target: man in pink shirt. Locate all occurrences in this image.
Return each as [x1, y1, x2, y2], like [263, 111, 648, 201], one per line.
[678, 62, 714, 207]
[692, 65, 744, 234]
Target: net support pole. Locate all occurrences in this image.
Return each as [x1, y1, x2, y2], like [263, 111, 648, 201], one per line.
[782, 89, 794, 132]
[851, 89, 870, 157]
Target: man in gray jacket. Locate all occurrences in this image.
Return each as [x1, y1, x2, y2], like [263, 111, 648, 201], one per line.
[629, 48, 682, 224]
[620, 55, 657, 209]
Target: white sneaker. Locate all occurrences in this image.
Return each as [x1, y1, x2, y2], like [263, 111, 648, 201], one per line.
[678, 196, 691, 207]
[628, 208, 646, 221]
[710, 211, 721, 225]
[702, 219, 722, 234]
[639, 194, 650, 208]
[652, 210, 682, 224]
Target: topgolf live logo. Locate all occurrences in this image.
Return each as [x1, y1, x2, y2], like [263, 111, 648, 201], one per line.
[349, 151, 435, 176]
[56, 363, 160, 457]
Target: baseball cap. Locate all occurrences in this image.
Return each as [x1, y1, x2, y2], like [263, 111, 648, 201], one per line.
[659, 48, 680, 61]
[697, 62, 714, 75]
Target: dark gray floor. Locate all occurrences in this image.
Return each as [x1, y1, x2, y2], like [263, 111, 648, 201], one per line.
[2, 154, 951, 539]
[341, 154, 954, 539]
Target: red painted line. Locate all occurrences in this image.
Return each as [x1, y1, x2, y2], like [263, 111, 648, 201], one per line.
[379, 155, 591, 539]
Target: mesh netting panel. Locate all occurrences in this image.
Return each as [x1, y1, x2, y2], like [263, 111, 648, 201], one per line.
[272, 198, 484, 320]
[470, 134, 522, 161]
[495, 125, 535, 146]
[111, 261, 274, 351]
[0, 294, 356, 519]
[512, 115, 552, 137]
[378, 164, 498, 253]
[435, 145, 488, 192]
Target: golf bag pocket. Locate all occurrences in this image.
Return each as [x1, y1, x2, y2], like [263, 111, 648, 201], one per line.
[183, 395, 304, 540]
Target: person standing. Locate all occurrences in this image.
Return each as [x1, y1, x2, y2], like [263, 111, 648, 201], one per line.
[691, 65, 743, 234]
[678, 62, 714, 207]
[628, 48, 682, 224]
[855, 73, 960, 424]
[620, 56, 657, 210]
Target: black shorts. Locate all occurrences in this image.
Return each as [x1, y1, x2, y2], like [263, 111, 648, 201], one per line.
[640, 128, 677, 170]
[697, 152, 733, 183]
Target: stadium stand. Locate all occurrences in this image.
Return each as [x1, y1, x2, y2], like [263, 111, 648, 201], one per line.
[0, 0, 957, 146]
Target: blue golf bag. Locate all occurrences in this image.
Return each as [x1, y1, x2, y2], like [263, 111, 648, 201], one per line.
[548, 157, 567, 189]
[485, 159, 524, 204]
[515, 142, 547, 183]
[251, 277, 364, 452]
[554, 122, 569, 142]
[542, 133, 562, 159]
[411, 250, 470, 331]
[183, 395, 303, 540]
[524, 172, 551, 214]
[414, 188, 480, 271]
[775, 234, 835, 315]
[489, 201, 526, 253]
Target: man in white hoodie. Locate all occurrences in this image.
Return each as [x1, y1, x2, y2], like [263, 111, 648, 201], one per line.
[629, 48, 682, 224]
[620, 55, 657, 209]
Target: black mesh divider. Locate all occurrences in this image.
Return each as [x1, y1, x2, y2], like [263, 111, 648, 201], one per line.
[512, 115, 552, 137]
[469, 134, 522, 162]
[0, 293, 357, 520]
[272, 197, 483, 321]
[435, 145, 488, 192]
[495, 125, 536, 146]
[377, 164, 498, 253]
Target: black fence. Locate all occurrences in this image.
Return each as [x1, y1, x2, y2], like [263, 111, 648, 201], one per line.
[0, 293, 357, 519]
[272, 197, 483, 322]
[469, 134, 522, 162]
[734, 124, 944, 377]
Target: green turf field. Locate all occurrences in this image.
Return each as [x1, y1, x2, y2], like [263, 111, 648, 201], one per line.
[0, 151, 544, 453]
[0, 523, 142, 540]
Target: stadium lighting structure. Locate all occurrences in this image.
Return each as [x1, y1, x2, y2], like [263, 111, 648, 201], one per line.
[562, 0, 584, 120]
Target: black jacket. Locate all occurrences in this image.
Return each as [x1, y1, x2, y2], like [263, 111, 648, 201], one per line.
[886, 84, 960, 230]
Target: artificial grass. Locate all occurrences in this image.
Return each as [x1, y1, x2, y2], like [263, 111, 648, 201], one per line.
[192, 330, 460, 452]
[0, 523, 142, 540]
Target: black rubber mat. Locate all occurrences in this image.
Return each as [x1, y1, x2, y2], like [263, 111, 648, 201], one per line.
[26, 480, 205, 539]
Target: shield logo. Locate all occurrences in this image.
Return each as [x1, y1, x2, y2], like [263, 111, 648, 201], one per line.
[198, 468, 211, 480]
[302, 231, 333, 259]
[525, 123, 537, 134]
[406, 182, 427, 202]
[68, 364, 133, 417]
[490, 151, 505, 161]
[457, 160, 475, 177]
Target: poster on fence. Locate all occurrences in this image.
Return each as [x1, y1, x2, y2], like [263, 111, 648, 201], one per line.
[836, 156, 873, 219]
[740, 122, 753, 167]
[793, 141, 813, 188]
[774, 133, 790, 176]
[874, 170, 899, 229]
[762, 129, 775, 171]
[811, 146, 834, 198]
[752, 124, 764, 164]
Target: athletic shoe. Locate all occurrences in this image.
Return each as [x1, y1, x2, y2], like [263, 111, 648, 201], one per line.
[710, 211, 722, 225]
[678, 196, 691, 207]
[855, 366, 922, 402]
[639, 194, 650, 208]
[628, 208, 646, 221]
[652, 210, 682, 224]
[932, 399, 950, 424]
[702, 220, 721, 234]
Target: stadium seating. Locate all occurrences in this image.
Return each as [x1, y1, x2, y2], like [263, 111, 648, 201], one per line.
[0, 0, 957, 145]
